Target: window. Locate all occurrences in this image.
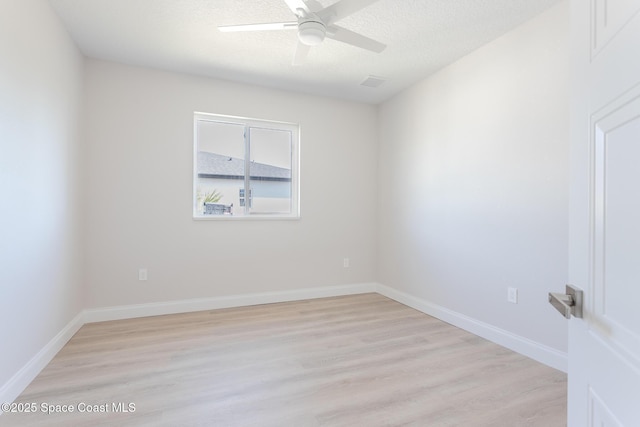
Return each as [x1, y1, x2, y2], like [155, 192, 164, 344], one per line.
[193, 113, 299, 218]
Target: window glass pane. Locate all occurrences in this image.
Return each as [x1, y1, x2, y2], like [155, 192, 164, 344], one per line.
[195, 120, 244, 216]
[248, 127, 292, 214]
[193, 113, 299, 219]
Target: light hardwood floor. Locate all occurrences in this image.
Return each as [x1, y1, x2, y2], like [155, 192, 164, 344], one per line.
[1, 294, 566, 426]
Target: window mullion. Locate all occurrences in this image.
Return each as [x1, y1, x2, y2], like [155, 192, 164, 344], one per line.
[244, 126, 251, 215]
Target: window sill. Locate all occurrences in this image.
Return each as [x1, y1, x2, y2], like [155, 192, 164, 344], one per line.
[193, 214, 301, 221]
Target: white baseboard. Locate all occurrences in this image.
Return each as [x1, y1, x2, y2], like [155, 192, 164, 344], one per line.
[83, 282, 378, 323]
[1, 283, 376, 409]
[0, 311, 84, 410]
[375, 283, 568, 373]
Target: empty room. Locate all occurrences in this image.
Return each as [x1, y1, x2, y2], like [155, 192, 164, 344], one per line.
[1, 0, 639, 425]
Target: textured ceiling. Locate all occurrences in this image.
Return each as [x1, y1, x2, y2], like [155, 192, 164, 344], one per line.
[49, 0, 562, 104]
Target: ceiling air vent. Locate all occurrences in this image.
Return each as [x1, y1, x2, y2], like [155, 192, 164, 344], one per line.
[360, 75, 386, 88]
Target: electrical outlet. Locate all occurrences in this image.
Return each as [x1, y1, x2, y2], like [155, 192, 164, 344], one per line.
[139, 268, 148, 281]
[507, 287, 518, 304]
[343, 258, 350, 268]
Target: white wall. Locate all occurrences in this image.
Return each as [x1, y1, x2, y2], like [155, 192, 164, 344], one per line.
[82, 60, 378, 308]
[0, 0, 84, 391]
[377, 2, 570, 353]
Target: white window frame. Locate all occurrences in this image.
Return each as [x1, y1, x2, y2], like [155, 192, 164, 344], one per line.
[193, 112, 300, 220]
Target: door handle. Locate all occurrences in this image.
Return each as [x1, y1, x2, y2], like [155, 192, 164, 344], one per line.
[548, 284, 583, 319]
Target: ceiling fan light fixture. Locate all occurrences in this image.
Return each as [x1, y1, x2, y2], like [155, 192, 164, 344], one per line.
[298, 21, 326, 46]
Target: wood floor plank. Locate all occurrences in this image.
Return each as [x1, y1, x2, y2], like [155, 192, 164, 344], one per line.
[0, 294, 566, 426]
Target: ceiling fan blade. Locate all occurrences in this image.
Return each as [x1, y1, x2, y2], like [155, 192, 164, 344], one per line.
[327, 25, 386, 52]
[304, 0, 324, 13]
[292, 41, 311, 65]
[218, 22, 298, 32]
[284, 0, 323, 16]
[319, 0, 380, 22]
[284, 0, 310, 16]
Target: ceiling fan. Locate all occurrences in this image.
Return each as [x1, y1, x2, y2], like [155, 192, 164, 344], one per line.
[218, 0, 386, 65]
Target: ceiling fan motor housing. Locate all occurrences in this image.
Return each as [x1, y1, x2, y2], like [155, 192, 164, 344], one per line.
[298, 20, 326, 46]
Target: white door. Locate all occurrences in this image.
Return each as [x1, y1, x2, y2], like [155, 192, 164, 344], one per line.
[568, 0, 640, 425]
